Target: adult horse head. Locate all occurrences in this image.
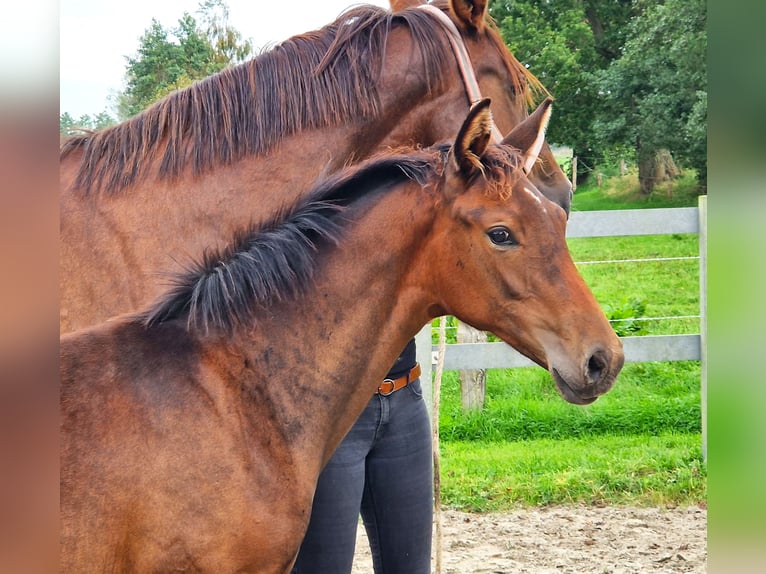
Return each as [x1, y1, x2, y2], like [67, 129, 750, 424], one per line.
[59, 0, 571, 332]
[60, 100, 621, 572]
[386, 0, 571, 203]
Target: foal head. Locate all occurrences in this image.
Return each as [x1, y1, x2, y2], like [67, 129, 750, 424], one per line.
[426, 99, 623, 404]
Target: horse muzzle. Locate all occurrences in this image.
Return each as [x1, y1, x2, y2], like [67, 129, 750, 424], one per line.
[550, 345, 625, 406]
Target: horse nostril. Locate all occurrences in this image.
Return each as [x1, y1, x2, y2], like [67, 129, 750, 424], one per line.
[586, 349, 609, 384]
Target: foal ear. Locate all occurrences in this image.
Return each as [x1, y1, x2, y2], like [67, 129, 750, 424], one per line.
[449, 0, 488, 31]
[452, 98, 493, 178]
[501, 97, 553, 175]
[390, 0, 423, 11]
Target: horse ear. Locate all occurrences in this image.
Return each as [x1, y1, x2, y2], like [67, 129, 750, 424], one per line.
[390, 0, 423, 11]
[449, 0, 488, 31]
[451, 98, 493, 179]
[501, 97, 553, 175]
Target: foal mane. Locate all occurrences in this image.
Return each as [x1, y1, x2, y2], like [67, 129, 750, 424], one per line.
[141, 149, 441, 334]
[60, 1, 540, 196]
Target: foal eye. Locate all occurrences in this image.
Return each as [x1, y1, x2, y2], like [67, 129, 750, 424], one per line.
[486, 226, 517, 247]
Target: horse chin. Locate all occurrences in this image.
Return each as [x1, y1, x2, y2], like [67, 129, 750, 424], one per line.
[551, 369, 599, 406]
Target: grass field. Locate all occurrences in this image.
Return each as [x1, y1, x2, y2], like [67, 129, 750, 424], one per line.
[435, 168, 706, 510]
[570, 168, 701, 211]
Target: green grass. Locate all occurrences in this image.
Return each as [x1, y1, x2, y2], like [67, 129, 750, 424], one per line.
[439, 362, 701, 443]
[568, 234, 700, 336]
[571, 169, 702, 211]
[436, 362, 705, 510]
[433, 169, 706, 511]
[439, 434, 706, 511]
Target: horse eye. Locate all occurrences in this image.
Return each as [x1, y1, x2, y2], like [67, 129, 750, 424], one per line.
[486, 226, 517, 247]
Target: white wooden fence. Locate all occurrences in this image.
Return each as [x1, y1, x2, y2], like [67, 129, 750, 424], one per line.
[415, 196, 708, 458]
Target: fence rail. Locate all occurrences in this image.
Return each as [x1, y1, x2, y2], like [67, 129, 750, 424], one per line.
[415, 196, 708, 457]
[429, 334, 701, 371]
[565, 206, 699, 237]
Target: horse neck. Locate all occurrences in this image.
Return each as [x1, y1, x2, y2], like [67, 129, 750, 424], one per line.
[230, 184, 436, 467]
[59, 24, 465, 332]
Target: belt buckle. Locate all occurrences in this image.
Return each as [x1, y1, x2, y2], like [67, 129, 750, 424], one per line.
[378, 378, 396, 396]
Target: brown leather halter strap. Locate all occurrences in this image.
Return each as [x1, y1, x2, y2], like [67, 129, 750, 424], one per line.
[418, 3, 504, 143]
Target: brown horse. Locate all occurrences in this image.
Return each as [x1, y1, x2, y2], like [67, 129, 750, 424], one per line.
[60, 100, 623, 573]
[59, 0, 572, 333]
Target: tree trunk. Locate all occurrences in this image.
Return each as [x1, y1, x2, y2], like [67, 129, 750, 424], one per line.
[637, 137, 655, 196]
[456, 321, 487, 411]
[654, 148, 681, 182]
[638, 148, 680, 196]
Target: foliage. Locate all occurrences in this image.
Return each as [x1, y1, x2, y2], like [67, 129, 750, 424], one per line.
[604, 297, 647, 336]
[490, 0, 636, 178]
[196, 0, 254, 65]
[593, 0, 707, 190]
[117, 15, 214, 118]
[115, 0, 253, 119]
[490, 0, 707, 194]
[59, 110, 116, 135]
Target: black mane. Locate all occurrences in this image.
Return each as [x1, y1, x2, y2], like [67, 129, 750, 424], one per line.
[141, 150, 441, 334]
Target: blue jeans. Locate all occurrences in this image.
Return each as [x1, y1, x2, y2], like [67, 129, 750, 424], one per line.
[291, 378, 433, 574]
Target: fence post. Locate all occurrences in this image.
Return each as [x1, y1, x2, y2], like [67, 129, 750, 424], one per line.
[416, 324, 434, 419]
[571, 156, 577, 192]
[457, 322, 487, 411]
[698, 195, 707, 462]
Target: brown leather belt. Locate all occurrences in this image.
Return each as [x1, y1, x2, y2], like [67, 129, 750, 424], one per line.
[376, 363, 421, 396]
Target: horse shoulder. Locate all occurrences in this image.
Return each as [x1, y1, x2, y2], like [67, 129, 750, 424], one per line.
[61, 322, 316, 571]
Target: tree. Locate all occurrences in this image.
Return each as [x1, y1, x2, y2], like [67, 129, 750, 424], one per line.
[593, 0, 707, 192]
[116, 1, 253, 119]
[491, 0, 706, 193]
[197, 0, 254, 66]
[117, 15, 214, 118]
[60, 112, 76, 135]
[490, 0, 636, 183]
[60, 110, 116, 135]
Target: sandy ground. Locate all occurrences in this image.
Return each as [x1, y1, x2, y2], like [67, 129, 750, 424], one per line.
[352, 505, 707, 573]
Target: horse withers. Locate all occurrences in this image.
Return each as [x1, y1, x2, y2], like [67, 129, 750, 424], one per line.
[60, 100, 623, 573]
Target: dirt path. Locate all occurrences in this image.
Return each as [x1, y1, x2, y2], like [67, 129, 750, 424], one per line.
[352, 505, 707, 573]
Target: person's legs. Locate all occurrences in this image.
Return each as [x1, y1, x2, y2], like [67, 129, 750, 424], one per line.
[291, 399, 380, 574]
[361, 379, 433, 574]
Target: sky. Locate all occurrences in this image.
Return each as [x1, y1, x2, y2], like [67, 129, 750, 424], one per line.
[60, 0, 389, 118]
